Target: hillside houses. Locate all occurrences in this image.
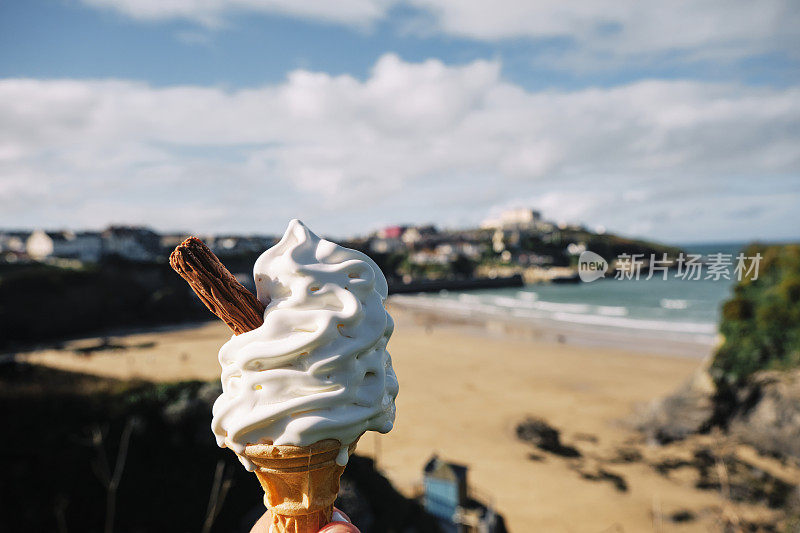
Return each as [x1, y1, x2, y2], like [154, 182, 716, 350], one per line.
[1, 207, 680, 279]
[0, 226, 165, 263]
[0, 225, 281, 265]
[0, 231, 29, 258]
[26, 230, 103, 262]
[208, 235, 276, 257]
[101, 226, 161, 261]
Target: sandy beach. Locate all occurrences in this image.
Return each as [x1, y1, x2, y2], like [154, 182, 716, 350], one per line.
[18, 306, 790, 532]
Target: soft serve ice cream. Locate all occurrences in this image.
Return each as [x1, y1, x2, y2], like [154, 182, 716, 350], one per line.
[211, 220, 398, 469]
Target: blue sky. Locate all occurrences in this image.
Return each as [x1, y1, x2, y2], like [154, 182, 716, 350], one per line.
[1, 0, 799, 243]
[3, 1, 797, 89]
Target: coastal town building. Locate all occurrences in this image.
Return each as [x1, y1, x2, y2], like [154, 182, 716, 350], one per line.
[492, 229, 521, 253]
[101, 226, 161, 261]
[369, 224, 440, 254]
[163, 233, 277, 258]
[0, 231, 31, 262]
[26, 229, 103, 262]
[402, 224, 437, 245]
[210, 235, 272, 256]
[370, 237, 404, 254]
[160, 233, 190, 251]
[410, 250, 450, 265]
[378, 225, 405, 239]
[481, 208, 542, 230]
[0, 231, 29, 254]
[5, 225, 276, 264]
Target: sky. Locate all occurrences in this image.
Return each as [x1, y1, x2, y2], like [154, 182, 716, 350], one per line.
[1, 0, 799, 243]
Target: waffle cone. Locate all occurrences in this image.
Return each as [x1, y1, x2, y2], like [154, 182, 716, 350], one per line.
[240, 438, 358, 533]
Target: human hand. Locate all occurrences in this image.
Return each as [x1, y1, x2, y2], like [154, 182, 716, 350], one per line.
[250, 508, 359, 533]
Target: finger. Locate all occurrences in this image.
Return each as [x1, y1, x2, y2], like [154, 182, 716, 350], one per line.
[331, 508, 351, 523]
[249, 510, 271, 533]
[318, 522, 360, 533]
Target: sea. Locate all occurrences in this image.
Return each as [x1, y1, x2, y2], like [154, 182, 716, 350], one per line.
[390, 243, 748, 351]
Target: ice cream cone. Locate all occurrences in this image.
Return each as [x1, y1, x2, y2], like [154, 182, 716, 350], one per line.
[195, 221, 398, 532]
[240, 438, 359, 533]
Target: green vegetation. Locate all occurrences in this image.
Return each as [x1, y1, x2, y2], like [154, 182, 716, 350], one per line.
[711, 244, 800, 386]
[397, 258, 454, 279]
[581, 233, 683, 263]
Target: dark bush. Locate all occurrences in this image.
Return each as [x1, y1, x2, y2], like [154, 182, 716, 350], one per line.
[0, 259, 211, 351]
[711, 244, 800, 387]
[0, 365, 441, 533]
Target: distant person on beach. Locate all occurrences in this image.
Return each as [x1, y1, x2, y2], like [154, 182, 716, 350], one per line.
[251, 509, 359, 533]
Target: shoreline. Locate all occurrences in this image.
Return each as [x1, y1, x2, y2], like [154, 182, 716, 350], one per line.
[388, 296, 718, 359]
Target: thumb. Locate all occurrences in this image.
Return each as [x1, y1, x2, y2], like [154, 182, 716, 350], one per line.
[318, 523, 360, 533]
[318, 508, 359, 532]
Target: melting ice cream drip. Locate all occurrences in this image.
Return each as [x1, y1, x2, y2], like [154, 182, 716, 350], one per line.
[211, 219, 398, 470]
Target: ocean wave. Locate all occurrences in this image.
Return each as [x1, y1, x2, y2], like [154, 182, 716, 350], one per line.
[492, 296, 525, 308]
[530, 300, 591, 313]
[661, 298, 689, 309]
[548, 311, 716, 334]
[390, 294, 716, 336]
[491, 295, 593, 313]
[597, 306, 628, 316]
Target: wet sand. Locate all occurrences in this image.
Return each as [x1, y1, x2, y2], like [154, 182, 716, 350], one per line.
[18, 308, 784, 532]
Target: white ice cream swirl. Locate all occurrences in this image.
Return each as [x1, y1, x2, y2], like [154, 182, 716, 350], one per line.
[211, 220, 398, 469]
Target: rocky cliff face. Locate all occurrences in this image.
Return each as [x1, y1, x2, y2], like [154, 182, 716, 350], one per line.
[636, 368, 717, 445]
[728, 370, 800, 460]
[636, 366, 800, 461]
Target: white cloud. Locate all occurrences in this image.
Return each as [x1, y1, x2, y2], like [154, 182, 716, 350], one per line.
[81, 0, 393, 27]
[409, 0, 797, 52]
[408, 0, 800, 72]
[78, 0, 799, 67]
[1, 54, 798, 240]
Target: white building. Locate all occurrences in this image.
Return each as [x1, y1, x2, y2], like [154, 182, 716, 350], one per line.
[491, 228, 521, 253]
[212, 236, 268, 256]
[410, 250, 450, 265]
[0, 232, 29, 253]
[481, 208, 542, 230]
[369, 237, 403, 254]
[26, 230, 102, 262]
[401, 225, 437, 245]
[101, 226, 160, 261]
